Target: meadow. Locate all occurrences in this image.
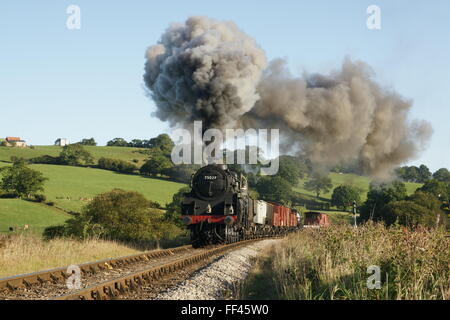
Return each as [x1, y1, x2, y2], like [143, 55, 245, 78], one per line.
[0, 199, 71, 234]
[0, 145, 149, 165]
[0, 146, 186, 234]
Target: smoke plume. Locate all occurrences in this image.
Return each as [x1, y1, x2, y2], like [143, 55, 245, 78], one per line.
[144, 16, 432, 179]
[144, 16, 267, 131]
[241, 59, 432, 178]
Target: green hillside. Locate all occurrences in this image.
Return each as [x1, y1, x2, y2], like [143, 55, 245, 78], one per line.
[0, 145, 149, 165]
[294, 172, 422, 202]
[0, 199, 71, 234]
[30, 164, 185, 212]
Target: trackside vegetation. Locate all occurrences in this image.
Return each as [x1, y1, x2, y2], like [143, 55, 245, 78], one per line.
[238, 223, 449, 300]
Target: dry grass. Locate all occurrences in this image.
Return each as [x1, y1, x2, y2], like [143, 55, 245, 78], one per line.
[0, 233, 142, 278]
[239, 223, 449, 300]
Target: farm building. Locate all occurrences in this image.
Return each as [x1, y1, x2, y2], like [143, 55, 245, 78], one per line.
[3, 137, 27, 147]
[55, 138, 70, 146]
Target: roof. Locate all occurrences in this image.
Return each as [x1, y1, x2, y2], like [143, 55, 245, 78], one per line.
[6, 137, 22, 141]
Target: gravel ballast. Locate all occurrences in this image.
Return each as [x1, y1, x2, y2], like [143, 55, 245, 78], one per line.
[155, 239, 279, 300]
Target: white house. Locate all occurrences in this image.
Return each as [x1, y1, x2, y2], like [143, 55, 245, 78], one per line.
[55, 138, 70, 146]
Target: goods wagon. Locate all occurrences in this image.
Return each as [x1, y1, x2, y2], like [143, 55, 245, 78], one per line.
[304, 211, 330, 228]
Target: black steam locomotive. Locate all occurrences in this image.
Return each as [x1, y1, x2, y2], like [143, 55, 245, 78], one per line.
[181, 164, 300, 247]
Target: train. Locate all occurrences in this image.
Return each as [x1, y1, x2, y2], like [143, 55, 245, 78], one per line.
[180, 164, 301, 247]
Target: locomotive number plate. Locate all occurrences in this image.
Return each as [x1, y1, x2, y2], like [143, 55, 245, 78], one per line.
[204, 175, 217, 180]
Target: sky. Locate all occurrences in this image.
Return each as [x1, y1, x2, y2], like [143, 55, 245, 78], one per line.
[0, 0, 449, 172]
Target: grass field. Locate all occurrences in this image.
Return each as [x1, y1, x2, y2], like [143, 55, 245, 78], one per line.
[0, 160, 186, 234]
[0, 199, 71, 234]
[29, 164, 186, 212]
[0, 145, 149, 165]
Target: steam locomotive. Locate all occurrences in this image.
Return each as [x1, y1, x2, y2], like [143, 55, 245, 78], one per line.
[181, 164, 301, 247]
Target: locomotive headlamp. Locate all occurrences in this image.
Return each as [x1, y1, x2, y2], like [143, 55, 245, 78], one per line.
[182, 216, 193, 225]
[206, 204, 212, 213]
[224, 216, 235, 226]
[225, 204, 234, 215]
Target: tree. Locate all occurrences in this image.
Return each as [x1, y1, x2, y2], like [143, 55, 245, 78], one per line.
[78, 138, 97, 146]
[0, 162, 48, 198]
[67, 189, 175, 241]
[148, 134, 175, 155]
[331, 185, 361, 211]
[384, 201, 439, 228]
[418, 164, 432, 183]
[359, 181, 407, 222]
[256, 176, 292, 205]
[304, 174, 333, 199]
[433, 168, 450, 184]
[163, 164, 200, 183]
[106, 138, 129, 147]
[275, 155, 306, 185]
[418, 179, 450, 200]
[59, 144, 94, 166]
[140, 153, 173, 176]
[128, 139, 144, 148]
[164, 186, 191, 226]
[384, 191, 446, 228]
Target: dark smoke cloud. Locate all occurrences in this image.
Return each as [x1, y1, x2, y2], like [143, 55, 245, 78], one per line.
[144, 16, 267, 131]
[144, 16, 432, 179]
[241, 59, 433, 179]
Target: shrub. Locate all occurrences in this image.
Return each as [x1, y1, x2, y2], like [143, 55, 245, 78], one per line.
[34, 194, 47, 202]
[98, 157, 137, 174]
[43, 225, 67, 240]
[66, 189, 178, 241]
[29, 155, 61, 165]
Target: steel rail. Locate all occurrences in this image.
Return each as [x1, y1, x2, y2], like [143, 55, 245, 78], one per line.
[55, 239, 260, 300]
[0, 245, 192, 292]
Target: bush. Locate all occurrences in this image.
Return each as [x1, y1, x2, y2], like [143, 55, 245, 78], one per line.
[34, 194, 47, 202]
[66, 189, 179, 241]
[140, 153, 173, 177]
[29, 155, 61, 165]
[98, 157, 137, 174]
[43, 225, 67, 240]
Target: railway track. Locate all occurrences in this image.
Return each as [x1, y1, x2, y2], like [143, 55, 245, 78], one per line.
[0, 239, 267, 300]
[0, 244, 194, 300]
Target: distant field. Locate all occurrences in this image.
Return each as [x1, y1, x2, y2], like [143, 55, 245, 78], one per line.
[0, 199, 71, 234]
[294, 172, 422, 202]
[29, 164, 186, 212]
[0, 145, 149, 165]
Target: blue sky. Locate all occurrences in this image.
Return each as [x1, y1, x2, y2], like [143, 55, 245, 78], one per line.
[1, 0, 449, 172]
